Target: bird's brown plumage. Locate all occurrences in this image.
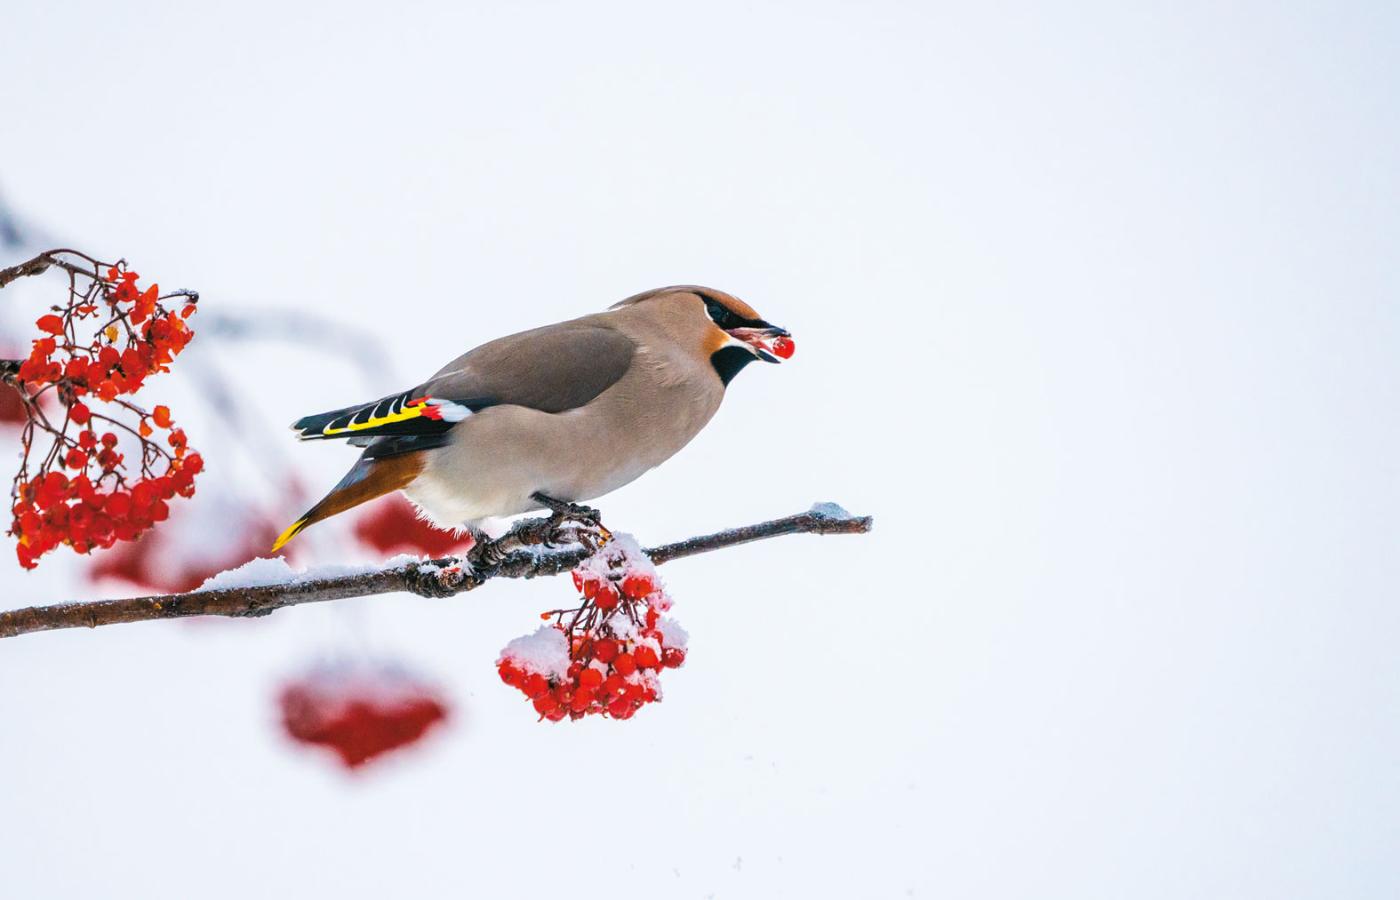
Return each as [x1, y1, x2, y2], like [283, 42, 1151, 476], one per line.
[276, 286, 783, 549]
[274, 452, 426, 550]
[423, 321, 637, 414]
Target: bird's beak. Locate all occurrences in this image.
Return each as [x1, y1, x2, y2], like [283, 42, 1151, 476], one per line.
[726, 325, 794, 363]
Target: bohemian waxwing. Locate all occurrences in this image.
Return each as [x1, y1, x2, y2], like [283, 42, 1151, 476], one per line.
[273, 286, 792, 550]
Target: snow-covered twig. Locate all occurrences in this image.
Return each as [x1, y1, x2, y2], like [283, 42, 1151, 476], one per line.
[0, 504, 872, 639]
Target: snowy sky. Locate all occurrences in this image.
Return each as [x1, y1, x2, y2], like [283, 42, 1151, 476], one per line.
[2, 2, 1398, 897]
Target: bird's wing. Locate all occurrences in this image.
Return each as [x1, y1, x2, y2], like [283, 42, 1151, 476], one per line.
[424, 319, 636, 413]
[291, 320, 636, 456]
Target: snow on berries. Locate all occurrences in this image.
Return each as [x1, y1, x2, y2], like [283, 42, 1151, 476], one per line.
[497, 534, 688, 722]
[2, 255, 201, 568]
[278, 662, 450, 770]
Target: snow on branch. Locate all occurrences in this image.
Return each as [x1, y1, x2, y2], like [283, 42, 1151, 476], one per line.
[0, 504, 872, 640]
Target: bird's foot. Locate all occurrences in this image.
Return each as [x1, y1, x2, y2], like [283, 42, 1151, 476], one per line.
[467, 516, 570, 568]
[469, 528, 527, 570]
[530, 492, 612, 548]
[404, 562, 478, 598]
[467, 497, 610, 569]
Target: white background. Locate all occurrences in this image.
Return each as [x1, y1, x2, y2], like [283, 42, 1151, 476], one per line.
[1, 2, 1397, 897]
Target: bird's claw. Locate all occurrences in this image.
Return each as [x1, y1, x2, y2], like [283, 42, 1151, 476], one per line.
[468, 497, 612, 567]
[405, 563, 475, 598]
[530, 493, 611, 548]
[469, 517, 566, 567]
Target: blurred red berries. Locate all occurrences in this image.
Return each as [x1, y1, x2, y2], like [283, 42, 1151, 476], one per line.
[88, 496, 282, 595]
[352, 493, 476, 557]
[278, 663, 450, 770]
[0, 381, 27, 425]
[497, 535, 688, 723]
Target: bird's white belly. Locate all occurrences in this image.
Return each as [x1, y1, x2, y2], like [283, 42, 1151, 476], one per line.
[402, 385, 717, 528]
[403, 444, 655, 527]
[402, 468, 533, 528]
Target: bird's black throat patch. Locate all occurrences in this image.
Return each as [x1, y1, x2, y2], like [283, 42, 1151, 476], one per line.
[710, 346, 757, 386]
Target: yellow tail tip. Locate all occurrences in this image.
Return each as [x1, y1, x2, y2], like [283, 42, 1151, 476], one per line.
[272, 519, 307, 553]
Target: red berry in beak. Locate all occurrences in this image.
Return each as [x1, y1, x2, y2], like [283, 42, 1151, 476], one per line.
[772, 336, 795, 359]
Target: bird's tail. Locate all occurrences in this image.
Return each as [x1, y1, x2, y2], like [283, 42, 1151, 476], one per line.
[272, 452, 426, 551]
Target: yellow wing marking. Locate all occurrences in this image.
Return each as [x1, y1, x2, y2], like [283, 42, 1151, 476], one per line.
[320, 399, 428, 436]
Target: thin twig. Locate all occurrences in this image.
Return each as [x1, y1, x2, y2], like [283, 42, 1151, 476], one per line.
[0, 248, 109, 290]
[0, 505, 872, 640]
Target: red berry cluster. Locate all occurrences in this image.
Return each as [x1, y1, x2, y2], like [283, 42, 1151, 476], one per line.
[18, 265, 196, 399]
[13, 447, 203, 568]
[497, 535, 688, 722]
[5, 259, 202, 568]
[278, 664, 450, 770]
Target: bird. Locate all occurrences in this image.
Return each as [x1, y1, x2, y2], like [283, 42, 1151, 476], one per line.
[272, 286, 793, 552]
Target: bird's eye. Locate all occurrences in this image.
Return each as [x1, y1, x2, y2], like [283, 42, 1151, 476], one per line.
[703, 298, 738, 329]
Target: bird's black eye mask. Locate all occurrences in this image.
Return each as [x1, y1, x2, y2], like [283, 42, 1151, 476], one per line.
[700, 295, 773, 331]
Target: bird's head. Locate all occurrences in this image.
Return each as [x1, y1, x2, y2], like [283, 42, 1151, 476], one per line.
[698, 290, 793, 363]
[613, 285, 793, 386]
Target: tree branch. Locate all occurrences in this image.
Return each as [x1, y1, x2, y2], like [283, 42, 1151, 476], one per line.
[0, 247, 107, 289]
[0, 248, 119, 396]
[0, 504, 872, 640]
